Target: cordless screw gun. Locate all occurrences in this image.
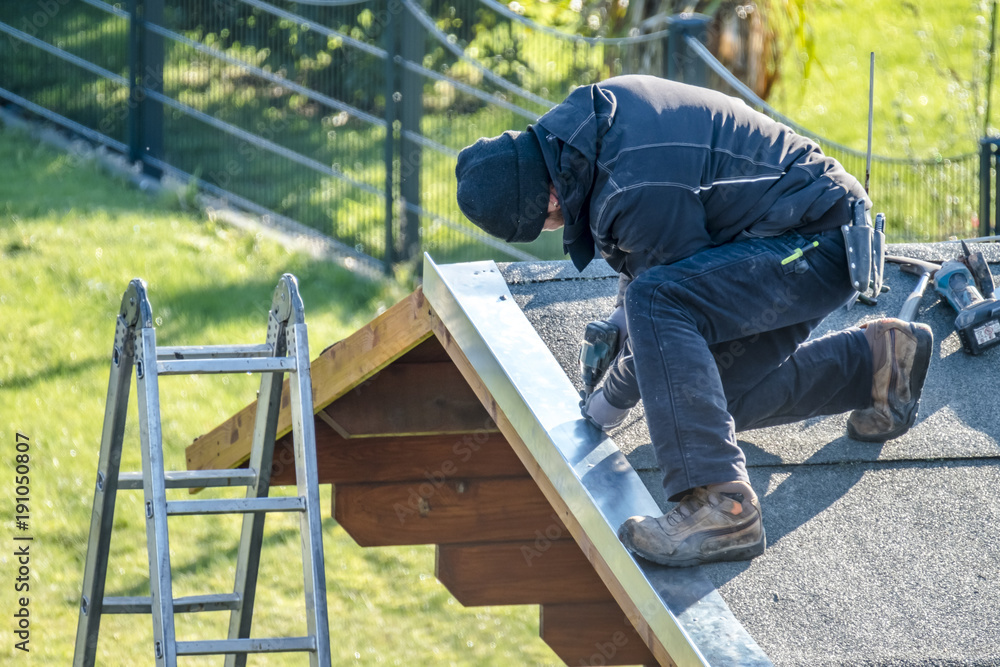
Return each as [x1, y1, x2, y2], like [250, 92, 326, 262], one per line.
[579, 320, 619, 397]
[889, 243, 999, 355]
[935, 255, 1000, 355]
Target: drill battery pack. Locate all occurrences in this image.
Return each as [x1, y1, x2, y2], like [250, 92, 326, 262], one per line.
[955, 301, 1000, 355]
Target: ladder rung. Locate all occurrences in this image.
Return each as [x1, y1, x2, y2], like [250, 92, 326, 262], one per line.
[156, 357, 296, 375]
[177, 637, 316, 655]
[157, 343, 273, 360]
[166, 497, 305, 516]
[102, 593, 241, 614]
[118, 469, 258, 490]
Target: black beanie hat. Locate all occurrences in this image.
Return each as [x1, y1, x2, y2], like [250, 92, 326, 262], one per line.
[455, 128, 550, 243]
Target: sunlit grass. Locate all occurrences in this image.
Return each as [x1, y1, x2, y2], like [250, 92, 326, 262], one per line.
[769, 0, 991, 158]
[0, 128, 562, 665]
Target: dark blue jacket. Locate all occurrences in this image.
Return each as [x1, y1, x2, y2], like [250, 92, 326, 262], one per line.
[532, 75, 869, 279]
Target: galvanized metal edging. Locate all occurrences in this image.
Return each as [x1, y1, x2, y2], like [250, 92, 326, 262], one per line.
[422, 256, 772, 667]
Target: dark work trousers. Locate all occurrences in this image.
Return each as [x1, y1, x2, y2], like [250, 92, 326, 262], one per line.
[604, 227, 873, 502]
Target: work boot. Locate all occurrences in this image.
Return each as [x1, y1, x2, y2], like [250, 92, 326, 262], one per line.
[617, 487, 765, 567]
[847, 318, 933, 442]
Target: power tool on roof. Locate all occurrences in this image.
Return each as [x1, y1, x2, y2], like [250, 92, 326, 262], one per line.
[887, 242, 1000, 355]
[579, 319, 619, 397]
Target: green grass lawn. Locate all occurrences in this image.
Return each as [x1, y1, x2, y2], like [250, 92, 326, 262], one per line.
[769, 0, 992, 158]
[0, 126, 563, 665]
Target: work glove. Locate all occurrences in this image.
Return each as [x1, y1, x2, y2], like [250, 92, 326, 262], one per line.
[580, 387, 631, 432]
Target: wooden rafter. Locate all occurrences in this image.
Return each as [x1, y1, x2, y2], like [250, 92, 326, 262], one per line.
[186, 288, 434, 472]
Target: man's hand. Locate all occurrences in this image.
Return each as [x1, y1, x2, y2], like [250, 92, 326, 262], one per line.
[580, 387, 631, 432]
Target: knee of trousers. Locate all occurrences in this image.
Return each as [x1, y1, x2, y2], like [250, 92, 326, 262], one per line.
[624, 271, 691, 326]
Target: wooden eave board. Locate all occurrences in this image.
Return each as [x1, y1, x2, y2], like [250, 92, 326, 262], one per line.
[186, 288, 434, 472]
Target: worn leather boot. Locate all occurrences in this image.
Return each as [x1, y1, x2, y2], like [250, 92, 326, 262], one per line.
[617, 487, 765, 567]
[847, 318, 933, 442]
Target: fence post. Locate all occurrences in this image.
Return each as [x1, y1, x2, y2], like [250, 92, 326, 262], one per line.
[383, 3, 398, 273]
[980, 138, 995, 238]
[666, 13, 711, 88]
[127, 0, 164, 178]
[398, 6, 424, 264]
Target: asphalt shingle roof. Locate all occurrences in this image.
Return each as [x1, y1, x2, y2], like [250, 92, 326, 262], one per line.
[501, 242, 1000, 666]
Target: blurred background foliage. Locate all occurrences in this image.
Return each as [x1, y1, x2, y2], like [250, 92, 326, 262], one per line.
[2, 0, 997, 264]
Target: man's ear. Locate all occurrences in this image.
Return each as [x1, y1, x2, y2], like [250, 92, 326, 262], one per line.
[548, 184, 560, 210]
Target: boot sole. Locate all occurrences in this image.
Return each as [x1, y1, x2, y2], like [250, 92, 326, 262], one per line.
[619, 524, 767, 568]
[848, 322, 934, 443]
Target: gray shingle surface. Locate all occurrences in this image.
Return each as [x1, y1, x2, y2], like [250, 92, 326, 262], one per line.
[500, 244, 1000, 666]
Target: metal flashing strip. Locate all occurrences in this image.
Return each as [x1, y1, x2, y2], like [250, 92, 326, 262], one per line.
[423, 256, 771, 667]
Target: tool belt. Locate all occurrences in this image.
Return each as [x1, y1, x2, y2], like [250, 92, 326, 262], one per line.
[841, 199, 885, 299]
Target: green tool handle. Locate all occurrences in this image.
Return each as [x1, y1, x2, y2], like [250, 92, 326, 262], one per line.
[781, 241, 819, 266]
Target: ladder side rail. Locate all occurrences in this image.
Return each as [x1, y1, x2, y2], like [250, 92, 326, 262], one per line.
[74, 275, 332, 664]
[287, 319, 333, 667]
[136, 326, 178, 666]
[73, 315, 136, 666]
[225, 302, 288, 667]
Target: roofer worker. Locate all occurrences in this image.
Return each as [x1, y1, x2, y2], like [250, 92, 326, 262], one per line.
[455, 75, 934, 567]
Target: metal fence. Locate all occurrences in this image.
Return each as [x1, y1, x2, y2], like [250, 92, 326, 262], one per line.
[678, 29, 985, 243]
[0, 1, 992, 276]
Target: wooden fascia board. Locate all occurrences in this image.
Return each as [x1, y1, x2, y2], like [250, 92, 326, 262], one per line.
[186, 288, 435, 472]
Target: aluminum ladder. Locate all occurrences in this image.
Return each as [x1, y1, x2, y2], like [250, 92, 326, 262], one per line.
[73, 275, 331, 666]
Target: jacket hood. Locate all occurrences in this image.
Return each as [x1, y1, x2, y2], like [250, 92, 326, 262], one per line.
[534, 84, 617, 270]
